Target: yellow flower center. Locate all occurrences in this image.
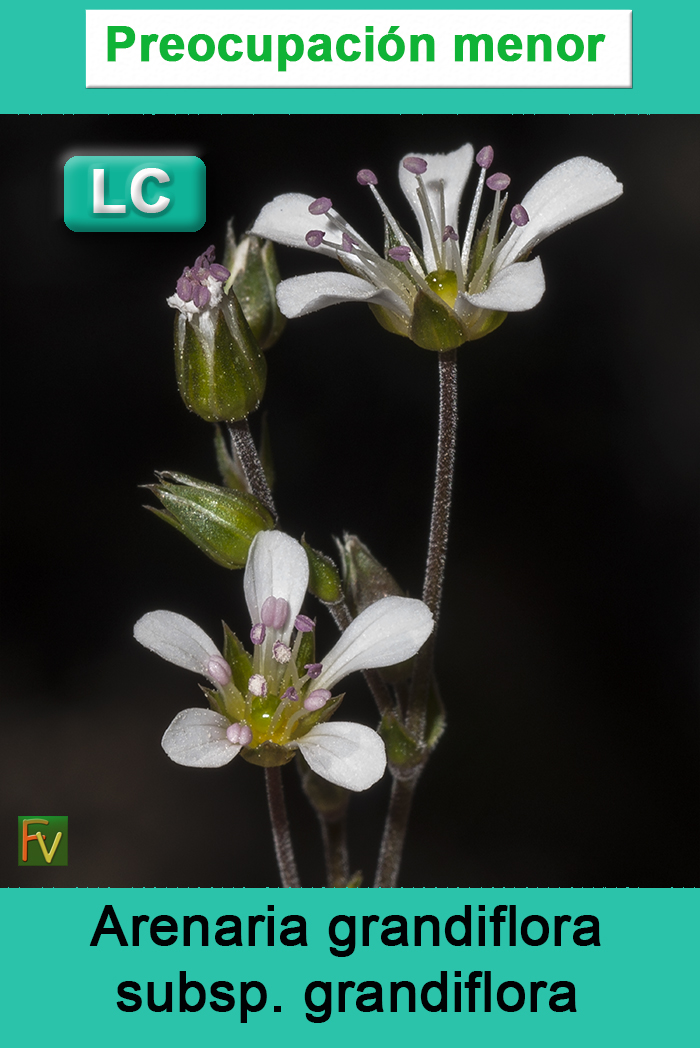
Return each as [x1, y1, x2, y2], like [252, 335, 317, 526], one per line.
[426, 270, 458, 308]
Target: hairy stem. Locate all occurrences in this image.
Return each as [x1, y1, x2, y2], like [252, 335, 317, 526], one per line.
[319, 812, 351, 887]
[373, 775, 419, 888]
[265, 766, 300, 888]
[228, 419, 277, 520]
[407, 348, 458, 739]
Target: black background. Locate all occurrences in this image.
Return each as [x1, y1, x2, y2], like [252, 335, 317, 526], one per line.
[1, 114, 698, 887]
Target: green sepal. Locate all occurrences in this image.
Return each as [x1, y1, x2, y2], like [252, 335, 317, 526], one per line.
[224, 225, 286, 351]
[174, 289, 267, 422]
[379, 712, 424, 771]
[214, 424, 247, 491]
[424, 674, 447, 751]
[222, 622, 254, 696]
[336, 533, 404, 617]
[259, 413, 276, 492]
[295, 629, 315, 677]
[240, 742, 296, 768]
[410, 288, 466, 351]
[302, 537, 343, 604]
[200, 684, 227, 717]
[289, 693, 344, 740]
[146, 471, 274, 569]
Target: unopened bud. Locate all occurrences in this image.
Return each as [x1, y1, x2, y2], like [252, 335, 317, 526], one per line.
[168, 246, 267, 422]
[225, 224, 286, 350]
[146, 471, 274, 569]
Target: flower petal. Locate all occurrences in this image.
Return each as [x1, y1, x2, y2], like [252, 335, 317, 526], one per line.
[398, 143, 474, 272]
[250, 193, 371, 258]
[315, 596, 433, 693]
[276, 272, 410, 320]
[244, 531, 309, 643]
[134, 611, 221, 675]
[293, 721, 386, 791]
[161, 708, 239, 768]
[496, 157, 623, 270]
[462, 258, 545, 313]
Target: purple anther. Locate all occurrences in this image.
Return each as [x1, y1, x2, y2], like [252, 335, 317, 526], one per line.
[341, 232, 355, 254]
[209, 263, 230, 282]
[476, 145, 494, 170]
[510, 204, 529, 227]
[442, 225, 459, 243]
[304, 662, 323, 680]
[486, 172, 511, 192]
[282, 686, 299, 702]
[204, 245, 216, 261]
[192, 284, 211, 309]
[308, 196, 333, 215]
[227, 722, 253, 746]
[250, 622, 266, 646]
[248, 673, 267, 697]
[273, 640, 292, 664]
[357, 168, 378, 185]
[388, 246, 411, 262]
[305, 230, 325, 248]
[207, 655, 232, 687]
[176, 276, 193, 302]
[295, 614, 315, 633]
[403, 156, 428, 175]
[261, 595, 290, 631]
[304, 689, 331, 712]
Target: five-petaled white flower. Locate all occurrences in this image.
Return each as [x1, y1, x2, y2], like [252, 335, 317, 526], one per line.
[251, 143, 622, 350]
[134, 531, 433, 791]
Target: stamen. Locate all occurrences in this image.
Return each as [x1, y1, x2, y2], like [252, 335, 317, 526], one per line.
[248, 673, 267, 697]
[209, 263, 230, 282]
[304, 689, 331, 711]
[207, 655, 232, 687]
[227, 722, 253, 746]
[304, 662, 323, 679]
[308, 196, 333, 215]
[341, 232, 355, 253]
[250, 622, 266, 646]
[261, 596, 290, 630]
[305, 230, 325, 248]
[357, 169, 378, 185]
[486, 172, 511, 192]
[295, 615, 315, 633]
[476, 145, 494, 170]
[510, 204, 529, 227]
[192, 285, 210, 309]
[460, 163, 488, 281]
[403, 156, 428, 175]
[176, 277, 193, 302]
[281, 686, 299, 702]
[442, 225, 459, 242]
[273, 640, 292, 664]
[388, 245, 411, 262]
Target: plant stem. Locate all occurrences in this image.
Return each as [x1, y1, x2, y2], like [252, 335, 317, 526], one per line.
[265, 766, 300, 888]
[228, 419, 277, 520]
[373, 775, 418, 887]
[407, 348, 458, 739]
[319, 811, 350, 887]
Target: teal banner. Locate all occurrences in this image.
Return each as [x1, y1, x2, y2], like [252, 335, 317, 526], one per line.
[2, 888, 696, 1045]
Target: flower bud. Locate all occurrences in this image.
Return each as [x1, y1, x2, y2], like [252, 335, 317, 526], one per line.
[168, 246, 267, 422]
[336, 534, 404, 617]
[146, 471, 274, 569]
[301, 538, 343, 604]
[224, 224, 286, 351]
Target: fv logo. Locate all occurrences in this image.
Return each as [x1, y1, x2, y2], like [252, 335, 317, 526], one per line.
[18, 816, 68, 865]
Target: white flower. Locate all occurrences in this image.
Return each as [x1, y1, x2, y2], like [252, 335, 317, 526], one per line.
[251, 144, 622, 350]
[134, 531, 433, 791]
